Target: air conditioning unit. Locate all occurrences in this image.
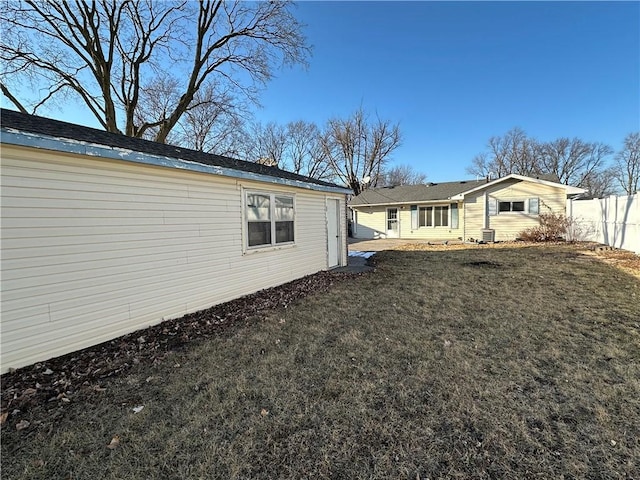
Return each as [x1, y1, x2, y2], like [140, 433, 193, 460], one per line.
[482, 229, 495, 243]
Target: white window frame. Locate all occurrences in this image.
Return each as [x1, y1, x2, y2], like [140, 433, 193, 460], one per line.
[415, 204, 451, 228]
[496, 198, 539, 215]
[450, 203, 459, 229]
[243, 189, 296, 253]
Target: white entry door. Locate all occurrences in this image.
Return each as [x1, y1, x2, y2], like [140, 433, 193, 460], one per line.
[386, 208, 399, 238]
[327, 199, 340, 268]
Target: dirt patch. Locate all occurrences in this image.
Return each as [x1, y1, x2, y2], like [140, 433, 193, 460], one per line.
[463, 260, 503, 268]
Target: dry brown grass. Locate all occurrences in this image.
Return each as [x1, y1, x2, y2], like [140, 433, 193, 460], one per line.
[2, 245, 639, 479]
[394, 240, 640, 278]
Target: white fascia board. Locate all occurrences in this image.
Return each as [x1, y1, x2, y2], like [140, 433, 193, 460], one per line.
[350, 198, 459, 208]
[508, 174, 587, 193]
[564, 185, 589, 195]
[1, 128, 352, 195]
[453, 173, 587, 197]
[350, 201, 407, 208]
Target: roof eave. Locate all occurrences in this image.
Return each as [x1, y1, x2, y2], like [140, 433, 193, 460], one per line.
[350, 198, 460, 208]
[455, 174, 587, 197]
[565, 185, 588, 195]
[1, 128, 352, 195]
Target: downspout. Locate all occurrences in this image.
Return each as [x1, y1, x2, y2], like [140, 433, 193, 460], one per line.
[483, 191, 489, 229]
[461, 199, 466, 242]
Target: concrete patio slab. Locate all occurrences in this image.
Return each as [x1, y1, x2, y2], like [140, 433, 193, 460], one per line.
[348, 238, 462, 252]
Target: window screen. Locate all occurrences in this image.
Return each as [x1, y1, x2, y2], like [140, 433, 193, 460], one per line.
[246, 192, 295, 248]
[247, 194, 271, 247]
[450, 203, 459, 229]
[275, 196, 294, 243]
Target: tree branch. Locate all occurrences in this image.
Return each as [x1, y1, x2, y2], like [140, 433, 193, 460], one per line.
[0, 82, 28, 113]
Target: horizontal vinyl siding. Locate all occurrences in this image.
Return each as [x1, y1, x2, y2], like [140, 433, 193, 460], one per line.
[464, 180, 567, 241]
[353, 207, 387, 239]
[1, 145, 342, 371]
[464, 194, 487, 241]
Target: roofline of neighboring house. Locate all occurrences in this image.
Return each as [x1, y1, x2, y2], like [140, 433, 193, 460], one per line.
[449, 173, 587, 199]
[1, 128, 352, 196]
[350, 198, 460, 208]
[349, 173, 588, 207]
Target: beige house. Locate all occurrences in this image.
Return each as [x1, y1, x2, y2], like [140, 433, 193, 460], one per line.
[350, 175, 585, 242]
[0, 109, 350, 372]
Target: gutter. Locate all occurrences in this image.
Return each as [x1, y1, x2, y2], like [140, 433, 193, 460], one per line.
[351, 198, 458, 208]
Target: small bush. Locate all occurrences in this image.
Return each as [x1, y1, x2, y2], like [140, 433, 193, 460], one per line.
[519, 213, 571, 242]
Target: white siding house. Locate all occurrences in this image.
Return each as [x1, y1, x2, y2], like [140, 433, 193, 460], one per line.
[0, 109, 350, 372]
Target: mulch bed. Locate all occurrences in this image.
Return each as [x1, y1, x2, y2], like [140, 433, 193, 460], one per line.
[1, 270, 362, 428]
[590, 246, 640, 279]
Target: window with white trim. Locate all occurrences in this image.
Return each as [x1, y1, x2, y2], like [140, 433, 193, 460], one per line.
[499, 200, 525, 212]
[246, 191, 295, 248]
[450, 203, 459, 228]
[415, 205, 450, 227]
[493, 197, 540, 215]
[434, 205, 448, 226]
[419, 206, 432, 227]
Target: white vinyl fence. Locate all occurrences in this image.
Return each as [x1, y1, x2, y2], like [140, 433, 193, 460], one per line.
[567, 193, 640, 254]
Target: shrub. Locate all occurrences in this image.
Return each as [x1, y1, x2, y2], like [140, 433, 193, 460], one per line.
[519, 213, 571, 242]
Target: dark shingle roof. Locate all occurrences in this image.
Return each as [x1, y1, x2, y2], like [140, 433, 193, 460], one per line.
[0, 108, 342, 189]
[534, 173, 561, 183]
[351, 180, 488, 206]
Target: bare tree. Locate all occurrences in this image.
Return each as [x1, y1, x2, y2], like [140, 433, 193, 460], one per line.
[237, 119, 331, 179]
[467, 129, 615, 195]
[0, 0, 309, 143]
[241, 121, 289, 166]
[132, 77, 247, 156]
[466, 128, 541, 178]
[286, 120, 332, 180]
[579, 167, 617, 198]
[172, 84, 248, 156]
[539, 138, 613, 187]
[379, 164, 427, 186]
[320, 108, 401, 195]
[467, 152, 491, 179]
[613, 132, 640, 195]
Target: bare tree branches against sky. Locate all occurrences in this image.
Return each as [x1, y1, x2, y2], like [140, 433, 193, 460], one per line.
[0, 0, 309, 142]
[466, 128, 620, 197]
[1, 1, 637, 186]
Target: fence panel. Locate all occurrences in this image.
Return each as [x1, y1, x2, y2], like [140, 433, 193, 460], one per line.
[568, 193, 639, 254]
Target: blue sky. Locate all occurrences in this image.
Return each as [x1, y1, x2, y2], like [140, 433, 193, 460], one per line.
[254, 1, 640, 181]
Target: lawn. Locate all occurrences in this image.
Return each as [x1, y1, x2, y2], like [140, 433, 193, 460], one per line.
[2, 244, 639, 479]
